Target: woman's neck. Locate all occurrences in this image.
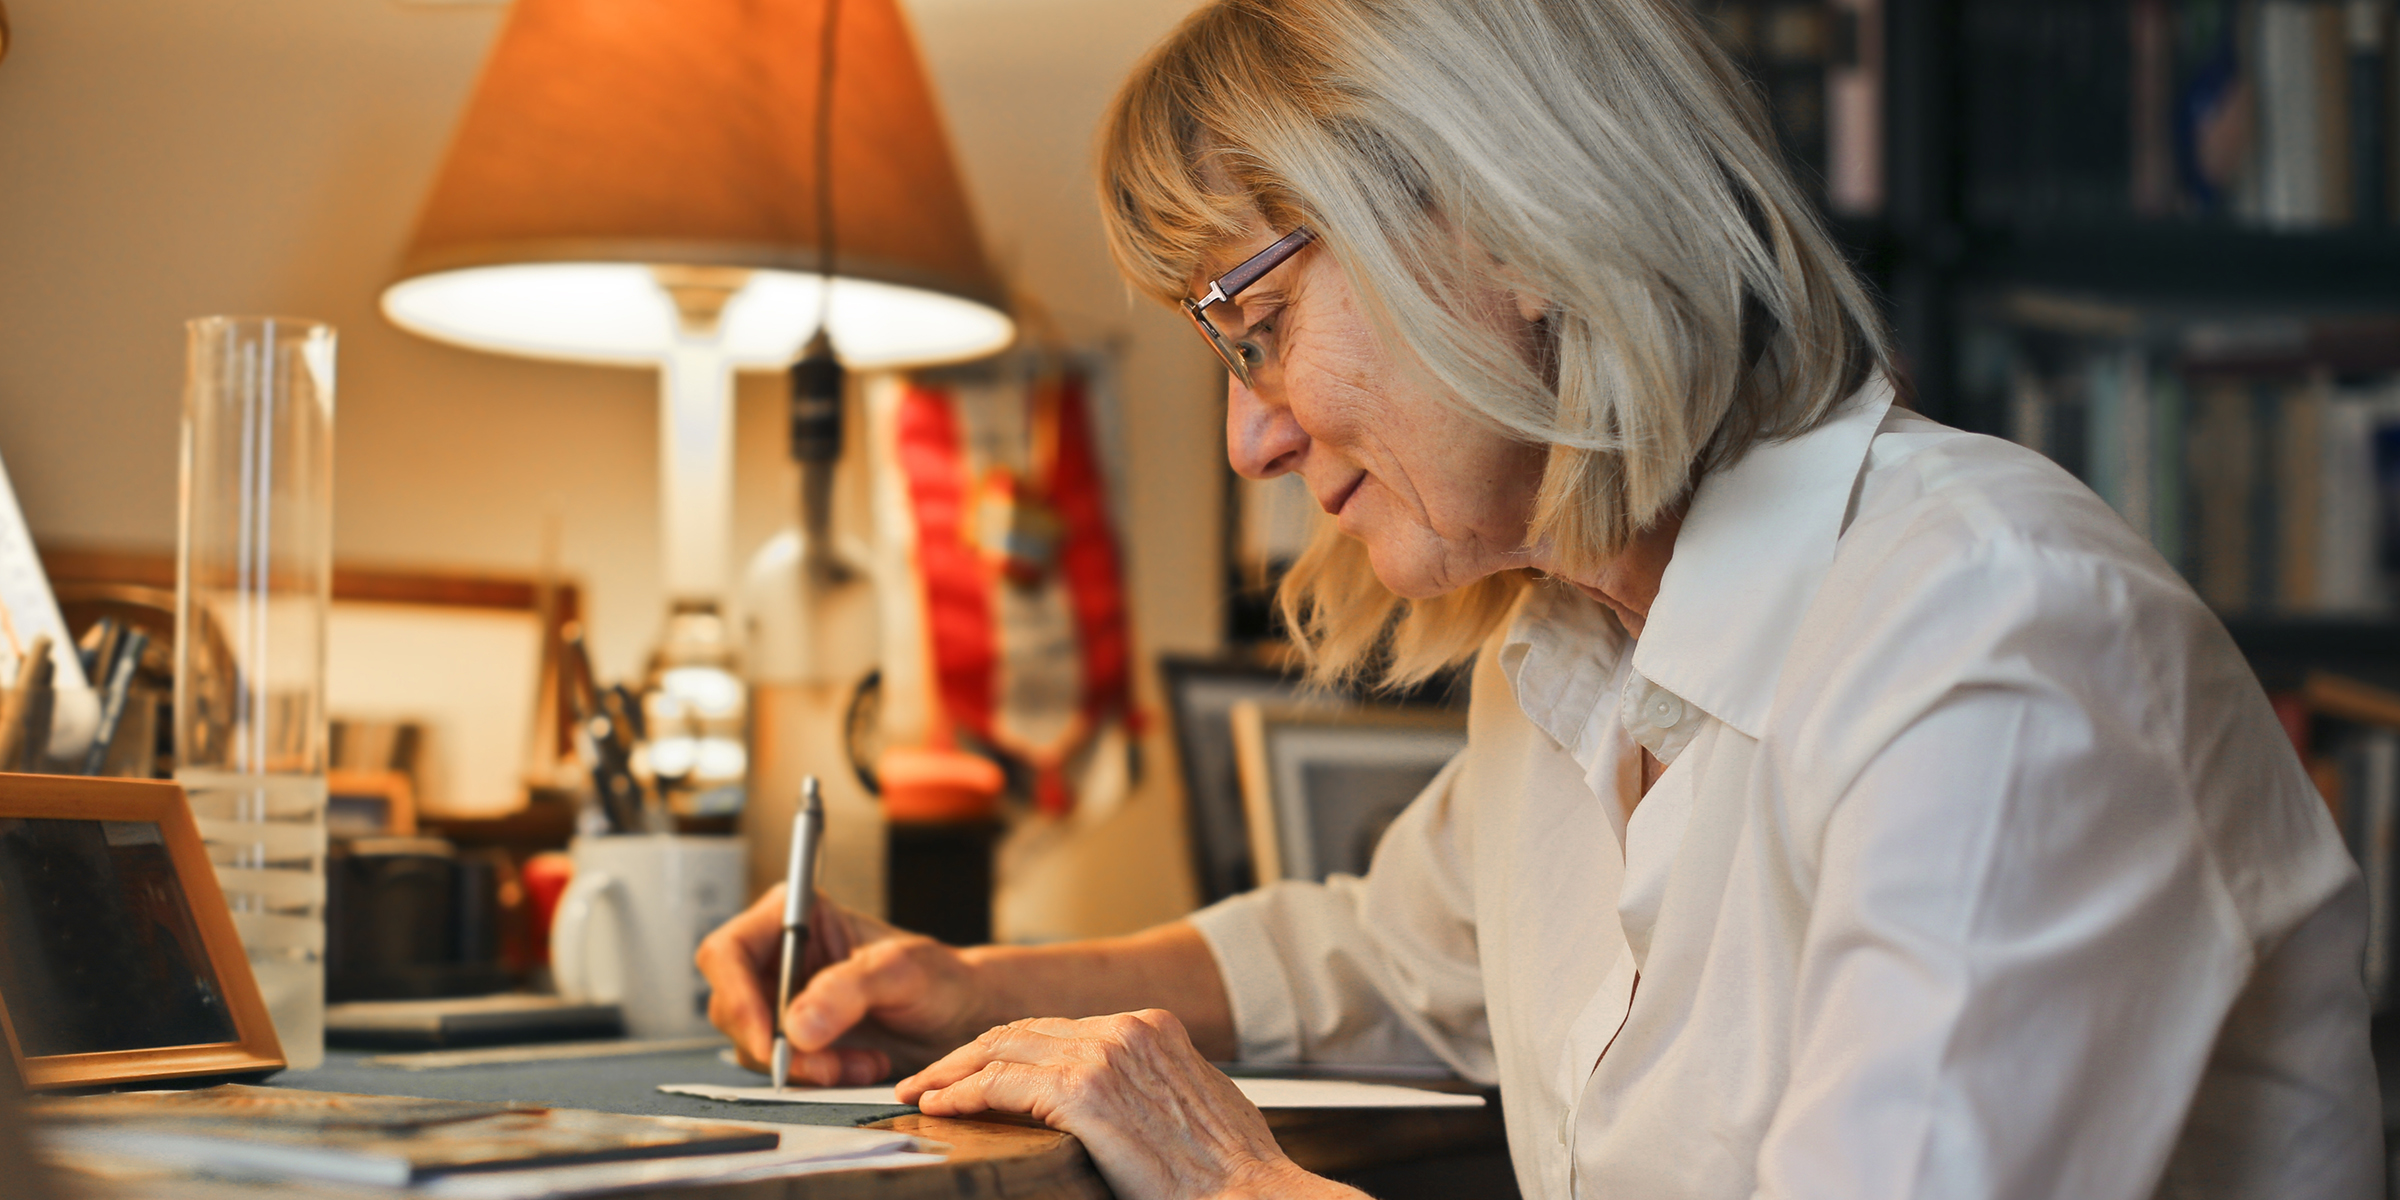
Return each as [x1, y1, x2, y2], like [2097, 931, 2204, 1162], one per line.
[1549, 505, 1683, 638]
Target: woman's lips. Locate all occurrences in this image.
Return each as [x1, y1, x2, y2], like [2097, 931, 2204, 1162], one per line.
[1319, 475, 1364, 516]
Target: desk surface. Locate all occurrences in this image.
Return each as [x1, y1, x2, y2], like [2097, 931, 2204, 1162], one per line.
[279, 1046, 916, 1128]
[246, 1045, 1508, 1199]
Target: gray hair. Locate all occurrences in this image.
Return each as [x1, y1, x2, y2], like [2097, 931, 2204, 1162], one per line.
[1100, 0, 1890, 682]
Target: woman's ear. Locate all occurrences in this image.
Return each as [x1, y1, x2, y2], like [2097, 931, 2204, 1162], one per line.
[1489, 259, 1550, 325]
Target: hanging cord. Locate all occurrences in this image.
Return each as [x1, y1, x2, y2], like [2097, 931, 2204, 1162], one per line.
[789, 0, 851, 583]
[810, 0, 843, 335]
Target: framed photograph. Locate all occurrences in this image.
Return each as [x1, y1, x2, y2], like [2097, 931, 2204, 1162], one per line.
[1229, 703, 1469, 884]
[1159, 656, 1327, 904]
[0, 774, 284, 1090]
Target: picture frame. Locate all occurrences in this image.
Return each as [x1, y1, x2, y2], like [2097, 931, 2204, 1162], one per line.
[326, 768, 418, 837]
[1159, 656, 1328, 904]
[1229, 703, 1469, 884]
[0, 773, 285, 1090]
[42, 547, 582, 817]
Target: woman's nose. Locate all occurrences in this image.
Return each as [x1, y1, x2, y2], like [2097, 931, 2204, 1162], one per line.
[1225, 375, 1308, 480]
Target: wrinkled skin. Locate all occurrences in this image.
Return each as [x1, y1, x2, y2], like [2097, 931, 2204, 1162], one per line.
[898, 1011, 1353, 1200]
[693, 891, 1347, 1199]
[1214, 227, 1552, 599]
[696, 885, 984, 1085]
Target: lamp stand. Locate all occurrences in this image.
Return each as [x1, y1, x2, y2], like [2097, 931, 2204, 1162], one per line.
[638, 270, 753, 824]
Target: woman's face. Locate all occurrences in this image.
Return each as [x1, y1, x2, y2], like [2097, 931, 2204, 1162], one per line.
[1204, 230, 1547, 599]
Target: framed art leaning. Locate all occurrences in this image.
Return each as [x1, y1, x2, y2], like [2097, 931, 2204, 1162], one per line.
[0, 774, 284, 1090]
[1229, 703, 1468, 885]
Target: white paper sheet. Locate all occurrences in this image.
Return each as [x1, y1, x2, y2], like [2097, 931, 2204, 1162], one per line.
[661, 1077, 1486, 1109]
[0, 446, 96, 756]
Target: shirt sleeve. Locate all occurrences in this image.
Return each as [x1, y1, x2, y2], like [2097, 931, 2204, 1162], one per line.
[1188, 747, 1498, 1082]
[1753, 539, 2376, 1200]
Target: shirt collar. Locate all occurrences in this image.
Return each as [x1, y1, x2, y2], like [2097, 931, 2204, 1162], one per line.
[1629, 375, 1895, 739]
[1498, 580, 1626, 758]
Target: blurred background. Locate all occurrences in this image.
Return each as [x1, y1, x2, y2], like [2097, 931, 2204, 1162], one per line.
[0, 0, 2395, 970]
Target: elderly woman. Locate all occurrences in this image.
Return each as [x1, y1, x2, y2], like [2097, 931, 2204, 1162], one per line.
[696, 0, 2380, 1195]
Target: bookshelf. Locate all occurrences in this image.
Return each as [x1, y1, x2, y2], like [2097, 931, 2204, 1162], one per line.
[1963, 226, 2400, 304]
[1819, 0, 2400, 666]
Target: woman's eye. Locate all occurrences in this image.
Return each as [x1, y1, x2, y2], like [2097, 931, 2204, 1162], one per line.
[1235, 322, 1276, 367]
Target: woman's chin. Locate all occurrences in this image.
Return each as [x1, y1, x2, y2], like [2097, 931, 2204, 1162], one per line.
[1364, 541, 1474, 600]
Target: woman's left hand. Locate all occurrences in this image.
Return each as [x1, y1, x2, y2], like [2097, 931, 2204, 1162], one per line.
[894, 1010, 1362, 1200]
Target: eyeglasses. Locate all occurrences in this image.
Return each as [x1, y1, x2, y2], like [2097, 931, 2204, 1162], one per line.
[1183, 226, 1316, 388]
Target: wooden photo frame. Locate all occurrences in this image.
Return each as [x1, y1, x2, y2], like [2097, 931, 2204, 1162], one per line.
[0, 774, 284, 1090]
[1229, 704, 1468, 885]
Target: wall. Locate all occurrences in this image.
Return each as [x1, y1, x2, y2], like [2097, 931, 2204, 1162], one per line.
[0, 0, 1222, 937]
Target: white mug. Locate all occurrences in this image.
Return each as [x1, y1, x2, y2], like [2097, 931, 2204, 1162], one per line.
[551, 834, 746, 1038]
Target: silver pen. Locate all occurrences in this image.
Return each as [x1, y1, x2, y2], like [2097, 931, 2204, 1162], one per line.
[771, 777, 825, 1092]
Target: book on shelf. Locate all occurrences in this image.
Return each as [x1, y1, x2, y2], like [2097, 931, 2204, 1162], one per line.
[1976, 310, 2400, 617]
[1695, 0, 1880, 216]
[1824, 0, 1885, 216]
[1969, 0, 2397, 228]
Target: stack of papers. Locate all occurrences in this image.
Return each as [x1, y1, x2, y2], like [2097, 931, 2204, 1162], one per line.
[34, 1084, 940, 1195]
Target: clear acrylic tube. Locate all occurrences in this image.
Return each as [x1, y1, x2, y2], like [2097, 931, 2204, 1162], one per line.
[175, 316, 334, 1069]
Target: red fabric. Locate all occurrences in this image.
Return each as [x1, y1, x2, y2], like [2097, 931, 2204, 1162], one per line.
[894, 373, 1136, 817]
[896, 382, 997, 746]
[1045, 376, 1134, 753]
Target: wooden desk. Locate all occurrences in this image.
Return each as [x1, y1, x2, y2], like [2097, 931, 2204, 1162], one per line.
[41, 1045, 1514, 1198]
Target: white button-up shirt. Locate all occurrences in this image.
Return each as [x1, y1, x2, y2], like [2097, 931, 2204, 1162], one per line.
[1190, 378, 2382, 1199]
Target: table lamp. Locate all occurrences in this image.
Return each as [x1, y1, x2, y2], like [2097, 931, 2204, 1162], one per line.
[381, 0, 1012, 817]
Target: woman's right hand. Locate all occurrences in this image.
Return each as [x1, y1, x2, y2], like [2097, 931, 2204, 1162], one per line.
[695, 886, 992, 1086]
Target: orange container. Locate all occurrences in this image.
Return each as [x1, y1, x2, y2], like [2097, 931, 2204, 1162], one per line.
[876, 747, 1004, 823]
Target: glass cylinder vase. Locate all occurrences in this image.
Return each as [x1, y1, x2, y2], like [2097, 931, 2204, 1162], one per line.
[174, 316, 335, 1069]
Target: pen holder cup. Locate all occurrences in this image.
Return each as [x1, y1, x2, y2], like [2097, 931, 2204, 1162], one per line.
[550, 834, 744, 1039]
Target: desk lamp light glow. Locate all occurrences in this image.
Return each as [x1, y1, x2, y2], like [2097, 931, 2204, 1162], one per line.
[381, 267, 1011, 600]
[382, 0, 1013, 609]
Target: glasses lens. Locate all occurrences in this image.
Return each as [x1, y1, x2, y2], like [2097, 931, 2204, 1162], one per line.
[1185, 302, 1251, 387]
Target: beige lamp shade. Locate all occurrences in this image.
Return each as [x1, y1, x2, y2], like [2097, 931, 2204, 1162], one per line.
[382, 0, 1014, 369]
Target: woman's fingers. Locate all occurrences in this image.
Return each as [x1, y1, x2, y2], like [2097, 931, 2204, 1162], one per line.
[694, 885, 791, 1068]
[786, 938, 931, 1049]
[913, 1058, 1080, 1120]
[780, 1045, 893, 1088]
[897, 1019, 1083, 1101]
[779, 932, 993, 1083]
[696, 886, 903, 1072]
[697, 887, 988, 1086]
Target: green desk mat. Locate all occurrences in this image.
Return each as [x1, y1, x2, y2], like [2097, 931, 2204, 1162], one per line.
[272, 1047, 916, 1127]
